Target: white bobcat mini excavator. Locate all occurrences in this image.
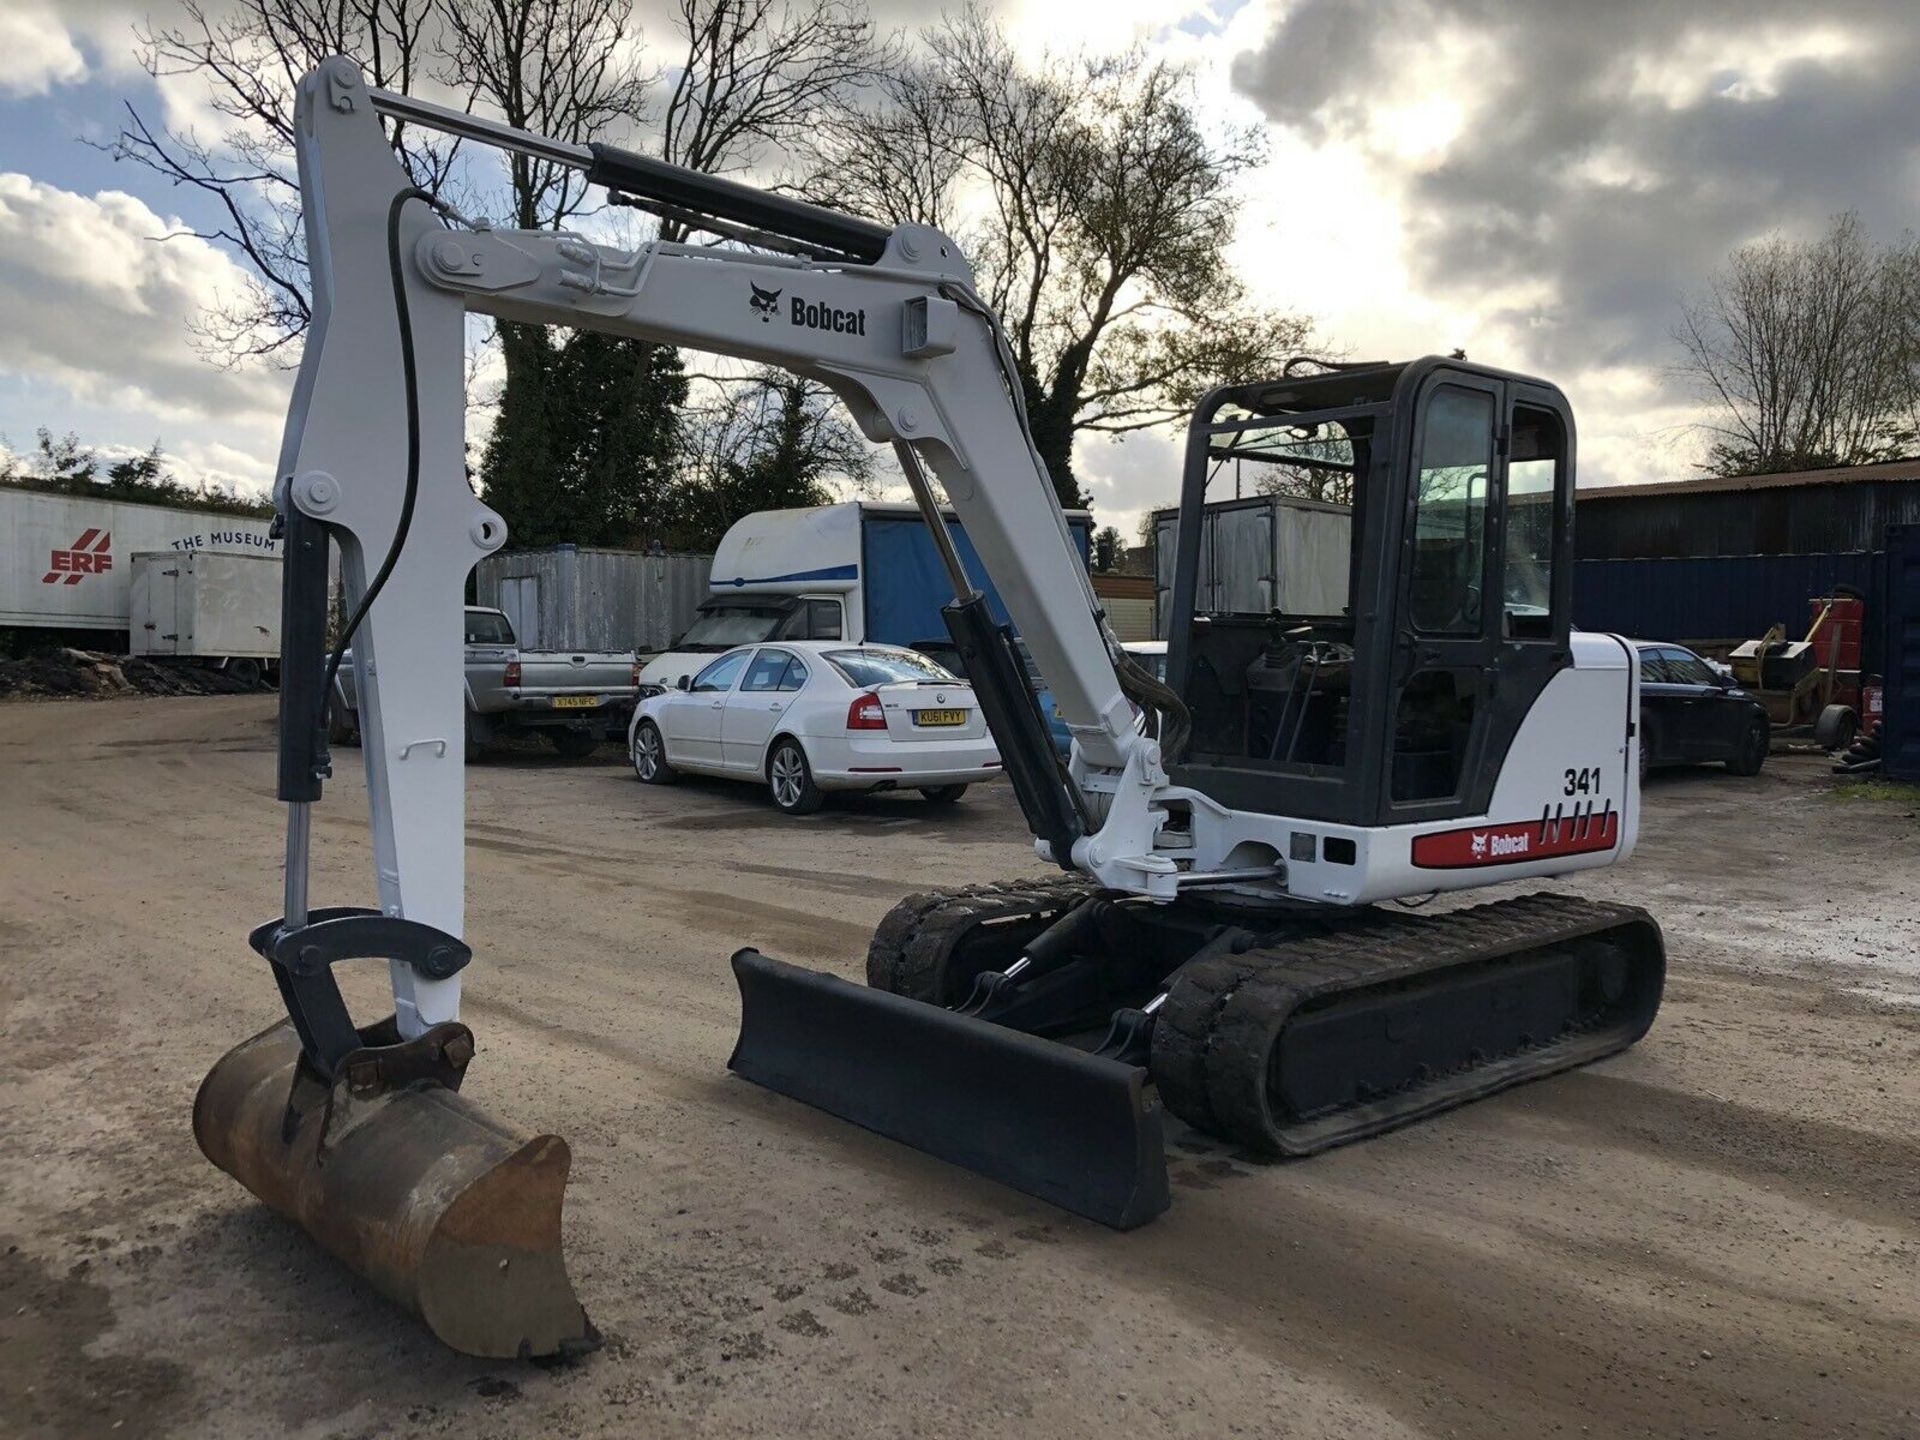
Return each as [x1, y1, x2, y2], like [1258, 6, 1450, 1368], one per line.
[195, 58, 1665, 1359]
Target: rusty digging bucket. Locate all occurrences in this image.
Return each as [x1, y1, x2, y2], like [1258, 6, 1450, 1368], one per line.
[193, 1017, 598, 1359]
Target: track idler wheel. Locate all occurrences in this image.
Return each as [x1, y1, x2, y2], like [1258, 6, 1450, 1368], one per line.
[193, 1018, 598, 1359]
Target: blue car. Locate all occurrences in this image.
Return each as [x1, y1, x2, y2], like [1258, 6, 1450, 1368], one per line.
[910, 638, 1072, 758]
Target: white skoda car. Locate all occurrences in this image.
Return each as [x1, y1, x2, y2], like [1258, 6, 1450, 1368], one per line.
[628, 641, 1003, 814]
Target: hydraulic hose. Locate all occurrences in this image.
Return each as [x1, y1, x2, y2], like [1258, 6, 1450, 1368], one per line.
[316, 185, 447, 734]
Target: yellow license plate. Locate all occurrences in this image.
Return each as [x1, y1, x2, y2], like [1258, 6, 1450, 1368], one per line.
[914, 709, 967, 726]
[552, 695, 601, 709]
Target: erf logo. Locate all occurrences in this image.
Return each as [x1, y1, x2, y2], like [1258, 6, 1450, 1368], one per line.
[44, 529, 112, 586]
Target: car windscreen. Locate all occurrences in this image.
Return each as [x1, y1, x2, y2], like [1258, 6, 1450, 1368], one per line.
[826, 648, 958, 688]
[465, 611, 514, 645]
[674, 605, 792, 651]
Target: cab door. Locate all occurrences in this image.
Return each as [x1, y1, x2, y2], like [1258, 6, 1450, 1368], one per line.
[1379, 371, 1577, 824]
[1381, 375, 1503, 819]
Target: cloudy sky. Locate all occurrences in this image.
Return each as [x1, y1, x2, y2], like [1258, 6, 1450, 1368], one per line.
[2, 0, 1917, 539]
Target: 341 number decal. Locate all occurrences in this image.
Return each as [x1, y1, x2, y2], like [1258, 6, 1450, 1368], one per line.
[1563, 766, 1603, 796]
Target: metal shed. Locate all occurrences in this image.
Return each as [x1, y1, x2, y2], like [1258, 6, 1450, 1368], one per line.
[474, 545, 710, 654]
[1883, 524, 1920, 781]
[1575, 460, 1920, 560]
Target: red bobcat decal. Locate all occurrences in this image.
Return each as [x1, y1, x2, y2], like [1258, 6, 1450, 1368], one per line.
[44, 529, 112, 585]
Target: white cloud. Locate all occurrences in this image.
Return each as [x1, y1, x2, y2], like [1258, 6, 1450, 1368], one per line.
[0, 172, 289, 493]
[0, 3, 88, 96]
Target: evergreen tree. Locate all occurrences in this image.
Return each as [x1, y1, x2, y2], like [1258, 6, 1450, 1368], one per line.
[479, 331, 688, 548]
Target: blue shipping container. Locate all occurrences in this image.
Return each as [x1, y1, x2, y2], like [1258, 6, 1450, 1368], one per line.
[861, 513, 1093, 646]
[1574, 551, 1886, 666]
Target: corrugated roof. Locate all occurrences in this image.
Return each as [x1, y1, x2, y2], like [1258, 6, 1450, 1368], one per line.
[1577, 457, 1920, 501]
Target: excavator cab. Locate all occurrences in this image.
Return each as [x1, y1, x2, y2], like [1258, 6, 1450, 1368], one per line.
[1166, 357, 1577, 826]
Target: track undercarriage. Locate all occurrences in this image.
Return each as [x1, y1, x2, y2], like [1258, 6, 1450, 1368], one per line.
[733, 878, 1664, 1226]
[863, 878, 1664, 1162]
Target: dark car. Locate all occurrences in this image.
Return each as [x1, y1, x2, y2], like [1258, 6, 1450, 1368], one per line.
[1633, 641, 1770, 780]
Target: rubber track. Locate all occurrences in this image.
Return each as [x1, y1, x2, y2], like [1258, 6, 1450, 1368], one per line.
[866, 876, 1103, 1004]
[1152, 892, 1662, 1155]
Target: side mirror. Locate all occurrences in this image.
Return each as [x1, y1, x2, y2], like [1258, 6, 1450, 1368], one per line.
[676, 673, 692, 692]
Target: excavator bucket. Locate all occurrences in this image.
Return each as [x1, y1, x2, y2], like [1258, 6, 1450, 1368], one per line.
[728, 949, 1170, 1230]
[193, 1018, 598, 1360]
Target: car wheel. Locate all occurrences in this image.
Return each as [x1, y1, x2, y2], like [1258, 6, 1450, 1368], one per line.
[632, 721, 677, 784]
[920, 784, 968, 805]
[464, 711, 486, 764]
[1727, 715, 1769, 776]
[1637, 718, 1655, 784]
[768, 738, 824, 815]
[548, 728, 599, 760]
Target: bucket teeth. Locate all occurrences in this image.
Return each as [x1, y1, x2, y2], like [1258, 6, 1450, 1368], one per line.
[194, 1018, 597, 1359]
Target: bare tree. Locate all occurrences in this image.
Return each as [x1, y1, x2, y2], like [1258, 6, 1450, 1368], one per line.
[116, 0, 454, 363]
[813, 11, 1316, 507]
[438, 0, 645, 229]
[640, 0, 893, 532]
[446, 0, 656, 543]
[659, 0, 890, 191]
[1675, 213, 1920, 476]
[672, 368, 876, 545]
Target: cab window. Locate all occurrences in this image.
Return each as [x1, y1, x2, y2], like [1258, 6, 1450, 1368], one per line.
[776, 599, 845, 641]
[1408, 386, 1495, 635]
[691, 651, 750, 693]
[465, 610, 515, 645]
[807, 599, 843, 639]
[1504, 405, 1564, 640]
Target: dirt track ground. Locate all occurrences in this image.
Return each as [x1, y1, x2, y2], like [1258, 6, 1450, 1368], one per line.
[2, 694, 1918, 1440]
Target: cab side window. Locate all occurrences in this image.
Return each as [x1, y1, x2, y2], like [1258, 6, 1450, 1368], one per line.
[1408, 386, 1495, 635]
[806, 599, 843, 640]
[1504, 405, 1565, 640]
[775, 600, 844, 640]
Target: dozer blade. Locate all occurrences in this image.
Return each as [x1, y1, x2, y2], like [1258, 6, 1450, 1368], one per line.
[194, 1018, 598, 1359]
[728, 948, 1169, 1230]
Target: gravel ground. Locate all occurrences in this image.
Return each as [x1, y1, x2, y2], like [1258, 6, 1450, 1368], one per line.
[1, 695, 1916, 1440]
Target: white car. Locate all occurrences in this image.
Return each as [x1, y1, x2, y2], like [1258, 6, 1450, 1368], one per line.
[627, 641, 1003, 814]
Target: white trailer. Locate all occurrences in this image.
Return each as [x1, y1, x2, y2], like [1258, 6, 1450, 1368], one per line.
[0, 488, 279, 633]
[128, 551, 280, 672]
[1152, 493, 1353, 637]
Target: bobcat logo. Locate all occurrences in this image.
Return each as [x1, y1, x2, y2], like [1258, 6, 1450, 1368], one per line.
[1470, 832, 1488, 858]
[749, 283, 782, 321]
